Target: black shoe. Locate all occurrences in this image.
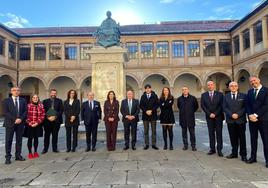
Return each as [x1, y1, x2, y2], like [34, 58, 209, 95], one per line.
[207, 150, 216, 155]
[246, 158, 257, 164]
[192, 146, 197, 151]
[71, 148, 76, 152]
[66, 149, 71, 153]
[132, 146, 136, 150]
[182, 146, 188, 150]
[92, 148, 96, 152]
[152, 145, 159, 150]
[163, 145, 167, 150]
[241, 156, 248, 162]
[226, 153, 238, 159]
[5, 159, 11, 165]
[144, 145, 149, 150]
[123, 146, 129, 150]
[41, 149, 48, 154]
[85, 147, 91, 152]
[170, 146, 173, 150]
[15, 155, 26, 161]
[218, 151, 224, 157]
[266, 164, 268, 168]
[53, 150, 59, 153]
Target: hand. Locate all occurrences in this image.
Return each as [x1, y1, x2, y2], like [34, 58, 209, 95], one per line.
[130, 115, 135, 120]
[32, 123, 38, 127]
[48, 116, 56, 122]
[108, 117, 114, 122]
[232, 113, 239, 119]
[15, 118, 22, 124]
[249, 114, 258, 122]
[146, 110, 152, 116]
[70, 116, 75, 122]
[210, 113, 215, 118]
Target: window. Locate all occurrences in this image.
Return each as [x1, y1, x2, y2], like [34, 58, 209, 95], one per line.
[141, 42, 153, 59]
[254, 21, 263, 44]
[65, 44, 77, 60]
[219, 39, 231, 56]
[172, 41, 184, 57]
[9, 41, 16, 60]
[233, 36, 240, 55]
[80, 43, 92, 60]
[126, 42, 138, 59]
[19, 44, 31, 60]
[34, 44, 46, 60]
[49, 44, 61, 60]
[0, 36, 4, 56]
[156, 41, 169, 58]
[203, 40, 215, 56]
[187, 40, 200, 57]
[243, 29, 250, 50]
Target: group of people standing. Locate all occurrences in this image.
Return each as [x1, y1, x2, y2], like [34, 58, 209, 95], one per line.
[2, 76, 268, 168]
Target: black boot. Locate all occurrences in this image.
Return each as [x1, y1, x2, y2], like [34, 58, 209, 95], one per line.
[162, 126, 167, 150]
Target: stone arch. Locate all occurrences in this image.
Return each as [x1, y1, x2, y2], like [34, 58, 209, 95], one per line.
[234, 69, 251, 93]
[126, 75, 140, 98]
[206, 72, 232, 94]
[258, 61, 268, 87]
[80, 76, 92, 102]
[142, 73, 170, 96]
[20, 77, 47, 101]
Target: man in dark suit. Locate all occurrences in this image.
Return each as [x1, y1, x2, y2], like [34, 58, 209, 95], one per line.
[177, 86, 199, 151]
[3, 87, 27, 164]
[223, 81, 247, 162]
[42, 89, 63, 154]
[120, 90, 140, 150]
[81, 92, 102, 152]
[246, 76, 268, 168]
[201, 81, 224, 157]
[139, 84, 159, 150]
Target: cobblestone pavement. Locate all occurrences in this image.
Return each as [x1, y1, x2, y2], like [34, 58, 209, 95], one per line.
[0, 113, 267, 188]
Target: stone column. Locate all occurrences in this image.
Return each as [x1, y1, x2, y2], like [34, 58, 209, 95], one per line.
[249, 26, 255, 55]
[61, 43, 65, 67]
[262, 16, 268, 49]
[169, 40, 172, 65]
[200, 40, 204, 64]
[30, 43, 34, 68]
[5, 39, 9, 65]
[77, 43, 80, 67]
[239, 33, 243, 60]
[184, 40, 188, 65]
[46, 43, 49, 68]
[215, 39, 220, 64]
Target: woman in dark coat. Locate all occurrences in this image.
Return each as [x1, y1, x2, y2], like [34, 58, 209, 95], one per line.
[104, 91, 120, 151]
[159, 87, 175, 150]
[64, 89, 80, 152]
[24, 94, 45, 159]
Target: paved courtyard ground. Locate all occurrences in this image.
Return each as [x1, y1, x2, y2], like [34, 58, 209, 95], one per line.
[0, 113, 267, 188]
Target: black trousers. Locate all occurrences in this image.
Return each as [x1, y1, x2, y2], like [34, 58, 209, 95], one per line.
[85, 124, 98, 148]
[143, 120, 157, 146]
[163, 125, 173, 147]
[181, 125, 195, 147]
[43, 123, 60, 151]
[65, 125, 78, 150]
[124, 121, 137, 147]
[227, 123, 247, 157]
[206, 118, 223, 152]
[249, 121, 268, 163]
[5, 124, 24, 159]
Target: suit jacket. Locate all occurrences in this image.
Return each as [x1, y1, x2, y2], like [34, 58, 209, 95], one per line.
[120, 98, 140, 123]
[177, 94, 198, 127]
[159, 96, 175, 124]
[201, 91, 224, 121]
[64, 99, 80, 127]
[104, 100, 120, 123]
[139, 91, 159, 121]
[43, 98, 64, 125]
[223, 92, 247, 124]
[2, 97, 27, 127]
[246, 86, 268, 122]
[81, 100, 102, 126]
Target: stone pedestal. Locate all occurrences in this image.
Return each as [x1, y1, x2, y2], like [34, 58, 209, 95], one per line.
[90, 45, 127, 105]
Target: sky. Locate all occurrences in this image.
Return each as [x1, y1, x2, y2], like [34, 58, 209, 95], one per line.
[0, 0, 265, 28]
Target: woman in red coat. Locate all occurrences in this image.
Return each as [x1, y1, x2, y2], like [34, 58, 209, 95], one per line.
[104, 91, 119, 151]
[23, 94, 45, 159]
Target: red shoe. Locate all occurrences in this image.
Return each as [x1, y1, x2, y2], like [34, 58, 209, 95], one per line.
[33, 152, 39, 158]
[28, 153, 34, 159]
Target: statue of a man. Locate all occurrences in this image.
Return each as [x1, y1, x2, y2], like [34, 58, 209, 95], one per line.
[94, 11, 121, 48]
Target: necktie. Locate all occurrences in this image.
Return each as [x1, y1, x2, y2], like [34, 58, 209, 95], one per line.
[51, 99, 55, 109]
[89, 101, 92, 110]
[253, 89, 258, 99]
[128, 99, 132, 115]
[209, 92, 213, 101]
[14, 97, 19, 117]
[147, 94, 150, 99]
[232, 94, 236, 100]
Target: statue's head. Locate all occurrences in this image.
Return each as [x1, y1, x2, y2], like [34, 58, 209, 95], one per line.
[106, 11, 112, 19]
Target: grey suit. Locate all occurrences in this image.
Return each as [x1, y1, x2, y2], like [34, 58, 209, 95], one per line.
[223, 92, 247, 157]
